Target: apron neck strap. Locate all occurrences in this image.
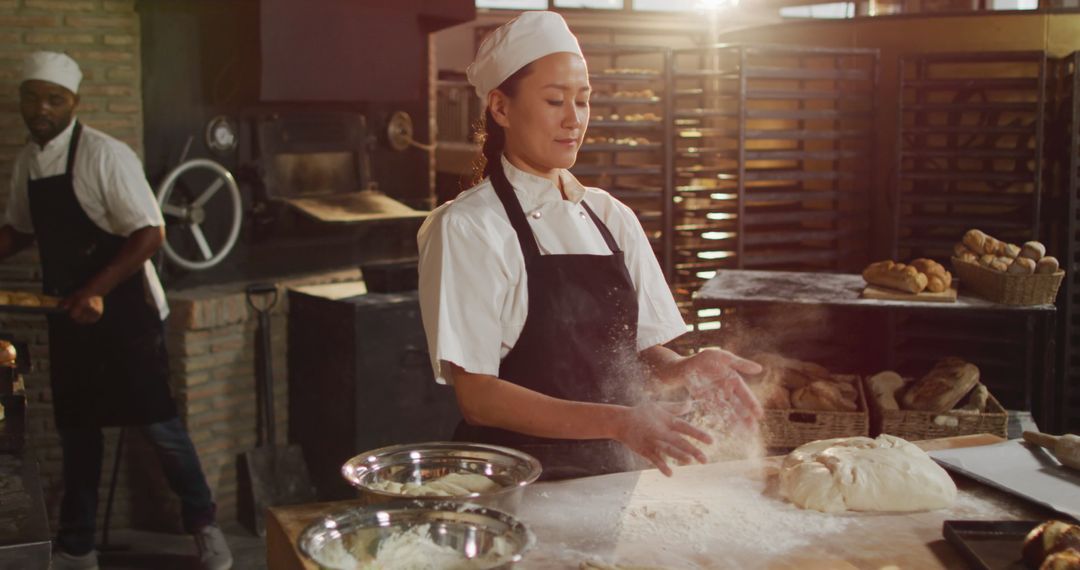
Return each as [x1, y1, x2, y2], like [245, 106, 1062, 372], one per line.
[491, 165, 542, 261]
[582, 201, 620, 254]
[65, 121, 83, 175]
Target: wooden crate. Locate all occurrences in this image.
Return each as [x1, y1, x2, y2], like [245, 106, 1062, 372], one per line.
[760, 375, 869, 449]
[864, 378, 1008, 440]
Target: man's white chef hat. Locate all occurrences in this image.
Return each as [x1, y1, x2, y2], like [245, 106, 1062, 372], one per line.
[466, 11, 583, 105]
[22, 51, 83, 95]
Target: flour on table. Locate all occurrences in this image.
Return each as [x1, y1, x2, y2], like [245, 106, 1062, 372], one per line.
[779, 435, 957, 513]
[366, 472, 501, 497]
[613, 471, 855, 558]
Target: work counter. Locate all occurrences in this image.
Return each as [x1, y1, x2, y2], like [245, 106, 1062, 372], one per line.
[266, 435, 1056, 569]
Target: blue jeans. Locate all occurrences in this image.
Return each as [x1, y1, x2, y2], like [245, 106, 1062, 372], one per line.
[56, 417, 216, 555]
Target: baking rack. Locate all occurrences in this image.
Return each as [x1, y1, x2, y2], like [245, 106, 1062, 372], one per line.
[892, 51, 1051, 261]
[668, 44, 879, 331]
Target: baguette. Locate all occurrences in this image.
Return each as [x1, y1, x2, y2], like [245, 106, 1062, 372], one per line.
[963, 229, 990, 255]
[1036, 256, 1059, 275]
[863, 261, 929, 294]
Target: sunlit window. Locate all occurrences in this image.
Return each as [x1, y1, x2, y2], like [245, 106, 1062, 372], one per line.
[476, 0, 547, 9]
[554, 0, 624, 7]
[990, 0, 1038, 9]
[634, 0, 700, 9]
[779, 1, 855, 18]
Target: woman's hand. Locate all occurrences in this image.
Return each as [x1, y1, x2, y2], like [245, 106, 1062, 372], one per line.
[613, 401, 713, 477]
[677, 349, 765, 427]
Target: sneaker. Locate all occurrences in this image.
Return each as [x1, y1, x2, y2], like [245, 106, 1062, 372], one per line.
[194, 524, 233, 570]
[52, 550, 99, 570]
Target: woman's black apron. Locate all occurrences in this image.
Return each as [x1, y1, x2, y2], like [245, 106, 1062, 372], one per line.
[28, 121, 175, 429]
[454, 166, 648, 480]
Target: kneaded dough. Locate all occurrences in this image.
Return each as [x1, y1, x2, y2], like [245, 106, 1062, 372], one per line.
[779, 434, 956, 513]
[367, 472, 501, 497]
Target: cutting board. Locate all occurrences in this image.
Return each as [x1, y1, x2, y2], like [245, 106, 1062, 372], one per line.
[861, 283, 958, 303]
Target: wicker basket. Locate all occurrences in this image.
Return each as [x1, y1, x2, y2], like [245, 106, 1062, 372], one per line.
[760, 375, 869, 449]
[950, 256, 1064, 305]
[864, 378, 1008, 440]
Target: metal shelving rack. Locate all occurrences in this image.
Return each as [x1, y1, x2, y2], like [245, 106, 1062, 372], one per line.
[668, 44, 878, 328]
[893, 51, 1051, 261]
[571, 43, 674, 279]
[1055, 51, 1079, 433]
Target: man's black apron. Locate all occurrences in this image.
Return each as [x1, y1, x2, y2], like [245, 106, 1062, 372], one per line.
[455, 165, 648, 480]
[28, 121, 175, 429]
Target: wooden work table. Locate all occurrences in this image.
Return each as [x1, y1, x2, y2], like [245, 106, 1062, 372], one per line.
[267, 435, 1057, 569]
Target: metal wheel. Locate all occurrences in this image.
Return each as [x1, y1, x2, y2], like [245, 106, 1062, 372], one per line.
[156, 158, 242, 271]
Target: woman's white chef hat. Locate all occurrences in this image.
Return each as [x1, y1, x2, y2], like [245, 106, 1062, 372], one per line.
[22, 51, 83, 94]
[466, 11, 583, 105]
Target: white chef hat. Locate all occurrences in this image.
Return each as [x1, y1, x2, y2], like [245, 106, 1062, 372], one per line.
[22, 51, 83, 94]
[466, 11, 583, 105]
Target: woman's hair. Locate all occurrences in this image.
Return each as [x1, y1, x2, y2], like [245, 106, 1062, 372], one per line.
[471, 64, 532, 186]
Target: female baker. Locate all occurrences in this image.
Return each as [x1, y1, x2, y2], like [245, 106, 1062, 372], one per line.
[418, 11, 763, 480]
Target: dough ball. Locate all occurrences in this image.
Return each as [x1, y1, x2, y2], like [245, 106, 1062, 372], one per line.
[779, 434, 957, 513]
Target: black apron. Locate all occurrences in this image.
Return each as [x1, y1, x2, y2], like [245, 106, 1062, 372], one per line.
[454, 166, 648, 480]
[28, 121, 175, 429]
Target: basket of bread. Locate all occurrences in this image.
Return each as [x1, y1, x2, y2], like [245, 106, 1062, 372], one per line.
[952, 229, 1064, 305]
[864, 358, 1007, 441]
[744, 352, 868, 449]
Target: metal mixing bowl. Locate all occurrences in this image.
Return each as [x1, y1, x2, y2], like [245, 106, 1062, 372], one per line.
[298, 500, 535, 570]
[341, 442, 541, 512]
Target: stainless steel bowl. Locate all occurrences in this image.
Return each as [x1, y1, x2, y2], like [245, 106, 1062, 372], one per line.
[341, 442, 541, 512]
[298, 500, 535, 570]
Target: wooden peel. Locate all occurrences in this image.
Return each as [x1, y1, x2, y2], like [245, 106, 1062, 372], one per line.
[1022, 431, 1080, 471]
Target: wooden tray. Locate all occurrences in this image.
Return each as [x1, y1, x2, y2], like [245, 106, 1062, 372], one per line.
[861, 283, 958, 303]
[0, 303, 65, 316]
[942, 520, 1038, 570]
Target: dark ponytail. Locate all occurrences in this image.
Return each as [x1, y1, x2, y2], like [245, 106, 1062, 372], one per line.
[470, 64, 532, 186]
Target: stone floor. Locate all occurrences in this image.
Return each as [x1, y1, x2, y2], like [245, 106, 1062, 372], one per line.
[93, 523, 265, 570]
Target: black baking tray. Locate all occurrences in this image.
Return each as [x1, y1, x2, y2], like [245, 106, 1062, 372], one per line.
[943, 520, 1041, 570]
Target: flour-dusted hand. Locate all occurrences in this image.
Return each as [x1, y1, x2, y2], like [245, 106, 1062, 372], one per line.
[613, 400, 713, 477]
[678, 349, 764, 427]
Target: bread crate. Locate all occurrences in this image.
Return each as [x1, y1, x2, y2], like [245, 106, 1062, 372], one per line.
[864, 378, 1008, 440]
[760, 375, 869, 449]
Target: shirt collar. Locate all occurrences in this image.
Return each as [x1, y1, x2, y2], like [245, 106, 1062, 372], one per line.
[30, 118, 77, 155]
[500, 154, 586, 210]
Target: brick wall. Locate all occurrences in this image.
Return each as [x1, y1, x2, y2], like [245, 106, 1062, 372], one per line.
[0, 0, 149, 532]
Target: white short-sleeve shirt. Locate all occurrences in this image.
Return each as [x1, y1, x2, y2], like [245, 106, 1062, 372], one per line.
[6, 119, 169, 320]
[417, 155, 686, 385]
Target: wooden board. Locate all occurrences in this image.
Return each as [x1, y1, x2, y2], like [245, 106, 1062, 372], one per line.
[266, 434, 1046, 570]
[861, 283, 958, 303]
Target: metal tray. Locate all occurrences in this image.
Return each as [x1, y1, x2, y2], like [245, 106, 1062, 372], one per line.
[942, 520, 1041, 570]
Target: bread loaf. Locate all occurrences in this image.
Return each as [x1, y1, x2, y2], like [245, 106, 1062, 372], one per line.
[1037, 256, 1060, 275]
[1023, 520, 1080, 569]
[863, 261, 929, 294]
[979, 253, 996, 267]
[900, 358, 980, 413]
[748, 353, 833, 391]
[1040, 550, 1080, 570]
[958, 251, 978, 263]
[791, 381, 858, 412]
[1003, 243, 1022, 259]
[963, 229, 990, 254]
[956, 383, 989, 413]
[990, 258, 1011, 272]
[867, 371, 905, 411]
[1009, 257, 1037, 275]
[910, 258, 953, 293]
[954, 243, 974, 258]
[1021, 241, 1047, 261]
[984, 236, 1004, 257]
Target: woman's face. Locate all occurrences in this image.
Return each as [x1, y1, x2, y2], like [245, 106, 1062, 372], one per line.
[491, 52, 590, 173]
